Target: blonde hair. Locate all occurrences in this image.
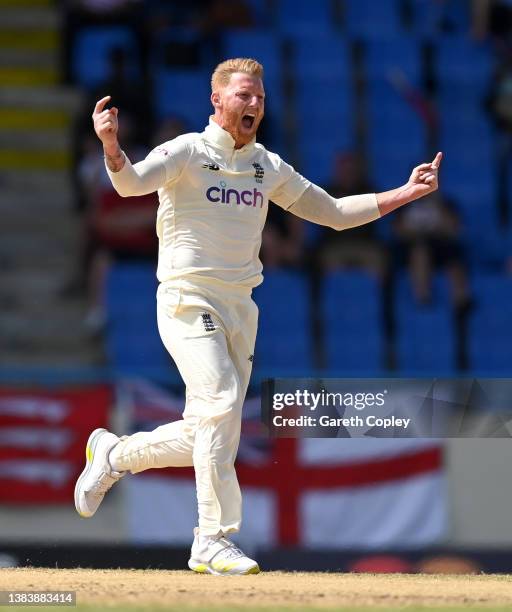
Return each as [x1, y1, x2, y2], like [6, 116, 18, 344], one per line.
[211, 58, 264, 91]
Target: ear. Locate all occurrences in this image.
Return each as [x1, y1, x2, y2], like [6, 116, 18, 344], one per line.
[211, 91, 221, 108]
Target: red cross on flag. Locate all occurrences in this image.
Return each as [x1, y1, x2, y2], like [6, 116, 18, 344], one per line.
[120, 380, 447, 549]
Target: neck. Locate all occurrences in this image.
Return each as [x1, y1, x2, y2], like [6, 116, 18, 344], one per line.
[212, 115, 245, 149]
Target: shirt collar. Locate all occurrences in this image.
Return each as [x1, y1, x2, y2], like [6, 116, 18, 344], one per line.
[203, 116, 256, 152]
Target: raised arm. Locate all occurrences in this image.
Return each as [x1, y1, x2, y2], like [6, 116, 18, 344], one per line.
[287, 152, 443, 230]
[92, 96, 167, 197]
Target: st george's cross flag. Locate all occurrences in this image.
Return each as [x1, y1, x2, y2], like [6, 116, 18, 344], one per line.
[119, 379, 447, 549]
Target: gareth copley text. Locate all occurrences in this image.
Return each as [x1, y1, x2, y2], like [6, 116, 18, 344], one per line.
[273, 414, 411, 429]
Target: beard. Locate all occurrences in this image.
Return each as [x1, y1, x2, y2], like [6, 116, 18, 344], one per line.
[222, 108, 259, 145]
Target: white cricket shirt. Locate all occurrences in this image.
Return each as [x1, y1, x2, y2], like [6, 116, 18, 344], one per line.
[144, 118, 309, 288]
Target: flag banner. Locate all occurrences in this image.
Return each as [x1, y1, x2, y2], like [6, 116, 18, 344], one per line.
[0, 386, 112, 503]
[120, 379, 446, 548]
[261, 379, 512, 438]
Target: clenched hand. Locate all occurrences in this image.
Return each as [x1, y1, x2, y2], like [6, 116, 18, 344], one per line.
[406, 152, 443, 198]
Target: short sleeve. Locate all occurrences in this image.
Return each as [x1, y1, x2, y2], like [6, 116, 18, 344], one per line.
[268, 157, 311, 210]
[145, 136, 192, 186]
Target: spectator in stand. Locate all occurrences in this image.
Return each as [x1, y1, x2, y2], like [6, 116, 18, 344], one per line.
[62, 0, 144, 84]
[472, 0, 512, 43]
[203, 0, 254, 30]
[392, 192, 471, 311]
[315, 151, 388, 280]
[486, 54, 512, 223]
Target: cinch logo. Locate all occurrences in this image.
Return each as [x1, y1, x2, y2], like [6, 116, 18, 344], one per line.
[206, 181, 264, 208]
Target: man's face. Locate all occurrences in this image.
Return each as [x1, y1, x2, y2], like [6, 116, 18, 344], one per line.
[211, 72, 265, 148]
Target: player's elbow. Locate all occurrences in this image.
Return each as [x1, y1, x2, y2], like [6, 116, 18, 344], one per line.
[332, 220, 349, 232]
[113, 183, 136, 198]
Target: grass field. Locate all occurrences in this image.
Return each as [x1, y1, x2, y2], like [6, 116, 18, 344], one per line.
[1, 569, 512, 611]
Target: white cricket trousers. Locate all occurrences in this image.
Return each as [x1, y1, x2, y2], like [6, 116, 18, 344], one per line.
[111, 278, 258, 536]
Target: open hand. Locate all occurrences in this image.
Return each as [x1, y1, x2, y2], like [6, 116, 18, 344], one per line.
[92, 95, 119, 147]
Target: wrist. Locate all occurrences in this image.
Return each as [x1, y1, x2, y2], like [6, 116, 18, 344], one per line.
[103, 143, 122, 159]
[103, 144, 125, 172]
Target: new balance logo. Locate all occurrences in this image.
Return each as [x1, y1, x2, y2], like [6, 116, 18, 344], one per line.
[248, 354, 254, 362]
[201, 313, 216, 332]
[202, 162, 220, 171]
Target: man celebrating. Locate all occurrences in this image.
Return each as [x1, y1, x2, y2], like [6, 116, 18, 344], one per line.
[75, 58, 442, 575]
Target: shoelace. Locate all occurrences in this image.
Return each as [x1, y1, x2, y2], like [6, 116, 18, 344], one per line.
[215, 537, 244, 560]
[88, 472, 118, 496]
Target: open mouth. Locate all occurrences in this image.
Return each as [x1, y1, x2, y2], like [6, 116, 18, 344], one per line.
[242, 114, 255, 129]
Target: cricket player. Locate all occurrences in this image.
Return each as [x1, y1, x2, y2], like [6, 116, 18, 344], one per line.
[74, 58, 442, 575]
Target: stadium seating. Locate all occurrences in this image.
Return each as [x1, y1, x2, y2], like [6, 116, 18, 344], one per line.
[468, 273, 512, 374]
[366, 77, 427, 191]
[72, 26, 140, 89]
[395, 273, 456, 374]
[290, 33, 355, 182]
[152, 69, 212, 130]
[105, 262, 179, 383]
[275, 0, 335, 35]
[435, 37, 495, 87]
[223, 29, 282, 80]
[223, 29, 285, 149]
[343, 0, 404, 39]
[411, 0, 471, 36]
[290, 32, 352, 79]
[295, 75, 355, 184]
[321, 271, 384, 374]
[253, 270, 313, 374]
[364, 37, 422, 82]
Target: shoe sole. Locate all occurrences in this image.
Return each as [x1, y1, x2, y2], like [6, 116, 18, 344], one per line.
[188, 560, 260, 575]
[74, 428, 107, 518]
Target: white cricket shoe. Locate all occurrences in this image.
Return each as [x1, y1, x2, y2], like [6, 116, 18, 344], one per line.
[74, 428, 125, 518]
[188, 528, 260, 575]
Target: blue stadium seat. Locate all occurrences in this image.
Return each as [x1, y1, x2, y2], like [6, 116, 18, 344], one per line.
[469, 273, 512, 374]
[106, 262, 157, 312]
[395, 273, 456, 374]
[72, 26, 140, 89]
[436, 38, 495, 87]
[253, 270, 313, 373]
[222, 29, 284, 149]
[105, 262, 179, 383]
[295, 75, 355, 184]
[464, 221, 507, 270]
[321, 271, 384, 373]
[343, 0, 403, 39]
[365, 77, 427, 190]
[275, 0, 335, 35]
[411, 0, 471, 36]
[290, 33, 355, 182]
[153, 69, 212, 130]
[223, 29, 282, 80]
[364, 38, 422, 82]
[244, 0, 272, 26]
[439, 127, 498, 228]
[290, 33, 352, 79]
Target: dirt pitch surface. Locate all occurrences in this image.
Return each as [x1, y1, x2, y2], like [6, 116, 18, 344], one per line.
[2, 569, 512, 611]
